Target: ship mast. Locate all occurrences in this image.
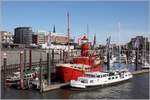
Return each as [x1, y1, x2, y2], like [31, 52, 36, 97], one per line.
[118, 22, 121, 66]
[67, 12, 70, 63]
[87, 24, 89, 40]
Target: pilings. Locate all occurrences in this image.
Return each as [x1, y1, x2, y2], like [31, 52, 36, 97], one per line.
[63, 50, 66, 63]
[39, 52, 43, 92]
[135, 49, 138, 71]
[60, 49, 62, 61]
[3, 53, 7, 99]
[3, 53, 7, 88]
[47, 49, 51, 85]
[107, 51, 110, 71]
[24, 49, 26, 71]
[29, 49, 32, 70]
[20, 51, 24, 89]
[52, 49, 54, 66]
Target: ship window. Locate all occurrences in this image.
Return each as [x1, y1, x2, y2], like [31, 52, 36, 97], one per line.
[116, 76, 118, 79]
[90, 80, 93, 83]
[81, 79, 88, 83]
[112, 77, 114, 79]
[108, 78, 111, 80]
[97, 75, 100, 78]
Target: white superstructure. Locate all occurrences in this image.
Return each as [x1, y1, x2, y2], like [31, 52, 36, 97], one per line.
[70, 70, 133, 88]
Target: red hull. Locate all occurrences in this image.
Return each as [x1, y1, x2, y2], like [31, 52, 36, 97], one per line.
[56, 64, 102, 82]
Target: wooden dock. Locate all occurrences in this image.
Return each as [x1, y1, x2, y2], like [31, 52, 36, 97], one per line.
[131, 69, 149, 75]
[42, 82, 70, 92]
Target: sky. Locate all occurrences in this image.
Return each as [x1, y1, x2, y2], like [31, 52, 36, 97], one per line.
[1, 1, 149, 44]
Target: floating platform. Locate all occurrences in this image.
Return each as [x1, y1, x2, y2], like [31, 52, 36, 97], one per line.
[42, 82, 69, 92]
[131, 69, 149, 75]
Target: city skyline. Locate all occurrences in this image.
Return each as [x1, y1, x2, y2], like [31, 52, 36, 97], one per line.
[2, 1, 149, 44]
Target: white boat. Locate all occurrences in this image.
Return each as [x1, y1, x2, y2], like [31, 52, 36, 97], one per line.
[141, 61, 150, 69]
[6, 71, 35, 85]
[70, 70, 133, 89]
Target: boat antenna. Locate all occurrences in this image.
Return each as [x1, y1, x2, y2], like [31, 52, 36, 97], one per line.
[67, 12, 70, 63]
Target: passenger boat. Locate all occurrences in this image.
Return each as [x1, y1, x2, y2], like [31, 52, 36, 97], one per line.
[56, 35, 103, 82]
[70, 70, 133, 89]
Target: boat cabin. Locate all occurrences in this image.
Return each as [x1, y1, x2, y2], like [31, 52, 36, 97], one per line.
[85, 72, 109, 78]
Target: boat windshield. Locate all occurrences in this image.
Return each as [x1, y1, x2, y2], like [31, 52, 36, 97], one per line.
[85, 74, 96, 77]
[80, 79, 88, 83]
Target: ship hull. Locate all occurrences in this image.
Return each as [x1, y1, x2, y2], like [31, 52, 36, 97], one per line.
[56, 64, 101, 82]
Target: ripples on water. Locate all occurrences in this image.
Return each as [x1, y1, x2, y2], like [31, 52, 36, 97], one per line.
[68, 73, 149, 99]
[1, 63, 149, 99]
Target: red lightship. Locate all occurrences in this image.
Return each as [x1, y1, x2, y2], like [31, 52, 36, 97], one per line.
[56, 36, 103, 82]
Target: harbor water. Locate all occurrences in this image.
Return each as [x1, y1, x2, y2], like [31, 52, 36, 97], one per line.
[1, 64, 149, 99]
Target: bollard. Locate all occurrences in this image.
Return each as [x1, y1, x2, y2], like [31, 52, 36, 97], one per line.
[20, 51, 24, 89]
[29, 49, 32, 70]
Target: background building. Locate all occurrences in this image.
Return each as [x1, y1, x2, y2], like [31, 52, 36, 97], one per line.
[0, 31, 14, 48]
[0, 31, 13, 44]
[36, 31, 46, 45]
[46, 32, 68, 45]
[14, 27, 33, 45]
[32, 34, 38, 44]
[127, 36, 149, 50]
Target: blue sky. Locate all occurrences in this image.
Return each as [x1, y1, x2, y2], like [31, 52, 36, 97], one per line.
[2, 1, 149, 44]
